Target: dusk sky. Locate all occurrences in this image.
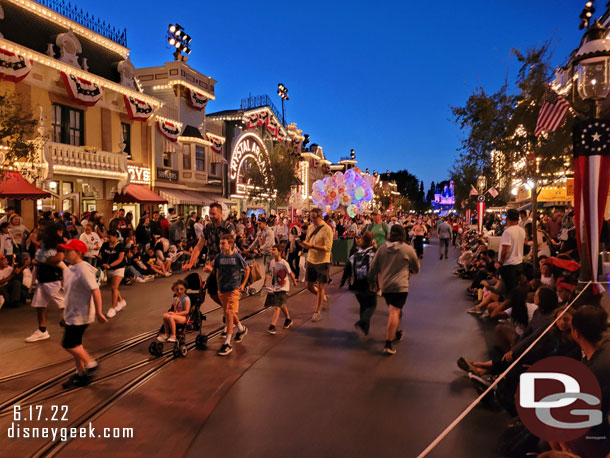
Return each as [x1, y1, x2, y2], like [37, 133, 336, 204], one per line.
[81, 0, 584, 186]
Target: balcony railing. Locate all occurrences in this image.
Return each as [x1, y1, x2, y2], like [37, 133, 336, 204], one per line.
[240, 94, 282, 122]
[45, 142, 128, 180]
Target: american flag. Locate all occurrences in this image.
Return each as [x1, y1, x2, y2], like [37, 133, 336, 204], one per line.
[534, 87, 571, 136]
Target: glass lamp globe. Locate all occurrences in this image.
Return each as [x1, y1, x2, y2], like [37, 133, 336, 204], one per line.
[476, 175, 487, 193]
[574, 21, 610, 101]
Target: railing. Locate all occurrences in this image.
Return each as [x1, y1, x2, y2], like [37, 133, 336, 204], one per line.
[240, 94, 282, 122]
[35, 0, 127, 47]
[45, 142, 128, 178]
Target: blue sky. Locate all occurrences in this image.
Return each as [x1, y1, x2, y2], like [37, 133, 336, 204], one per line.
[80, 0, 584, 186]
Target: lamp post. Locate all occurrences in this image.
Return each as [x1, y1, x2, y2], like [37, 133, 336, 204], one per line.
[277, 83, 289, 126]
[570, 20, 610, 296]
[476, 175, 487, 234]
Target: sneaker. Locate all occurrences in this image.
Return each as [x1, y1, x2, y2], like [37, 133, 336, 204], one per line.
[221, 329, 227, 337]
[106, 307, 117, 318]
[164, 272, 172, 277]
[353, 323, 367, 338]
[115, 299, 127, 312]
[456, 356, 478, 373]
[468, 372, 492, 391]
[217, 343, 233, 356]
[85, 360, 99, 374]
[467, 307, 483, 315]
[157, 334, 168, 342]
[283, 318, 293, 329]
[25, 329, 50, 343]
[394, 330, 404, 342]
[135, 276, 147, 283]
[383, 345, 397, 355]
[234, 326, 248, 343]
[62, 373, 90, 389]
[167, 336, 177, 343]
[311, 312, 321, 322]
[267, 325, 277, 335]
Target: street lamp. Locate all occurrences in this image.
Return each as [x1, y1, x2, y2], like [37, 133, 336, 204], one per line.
[168, 24, 192, 61]
[277, 83, 289, 126]
[476, 175, 487, 194]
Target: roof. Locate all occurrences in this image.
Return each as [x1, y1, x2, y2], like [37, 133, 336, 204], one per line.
[181, 125, 204, 140]
[206, 109, 243, 118]
[0, 172, 50, 199]
[1, 1, 126, 83]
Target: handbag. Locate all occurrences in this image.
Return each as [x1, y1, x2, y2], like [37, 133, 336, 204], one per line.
[247, 261, 262, 285]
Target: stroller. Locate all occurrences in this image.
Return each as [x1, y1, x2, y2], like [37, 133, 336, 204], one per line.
[148, 272, 208, 358]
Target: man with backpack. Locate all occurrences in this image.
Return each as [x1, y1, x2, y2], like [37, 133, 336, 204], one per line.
[369, 224, 419, 355]
[365, 210, 389, 249]
[346, 231, 377, 337]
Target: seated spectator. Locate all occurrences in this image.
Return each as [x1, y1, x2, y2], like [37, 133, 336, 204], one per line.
[563, 305, 610, 457]
[143, 247, 171, 277]
[124, 246, 153, 283]
[154, 235, 172, 273]
[157, 279, 191, 343]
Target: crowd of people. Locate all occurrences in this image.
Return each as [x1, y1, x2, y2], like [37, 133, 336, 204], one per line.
[452, 207, 610, 457]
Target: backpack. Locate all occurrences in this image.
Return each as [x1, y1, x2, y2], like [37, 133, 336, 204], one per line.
[348, 249, 372, 291]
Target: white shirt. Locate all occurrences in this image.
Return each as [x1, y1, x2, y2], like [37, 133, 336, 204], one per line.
[63, 261, 99, 326]
[0, 233, 13, 256]
[499, 225, 526, 266]
[79, 232, 102, 257]
[0, 265, 13, 281]
[266, 259, 292, 292]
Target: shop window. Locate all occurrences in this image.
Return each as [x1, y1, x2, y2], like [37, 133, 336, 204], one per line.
[62, 182, 73, 195]
[52, 103, 84, 146]
[195, 146, 205, 171]
[183, 149, 192, 170]
[121, 122, 131, 158]
[162, 151, 172, 168]
[210, 162, 221, 177]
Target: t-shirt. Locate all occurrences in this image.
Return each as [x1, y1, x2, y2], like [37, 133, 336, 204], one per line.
[437, 222, 452, 239]
[8, 224, 27, 246]
[173, 295, 191, 313]
[79, 232, 102, 257]
[203, 221, 235, 261]
[498, 225, 526, 266]
[35, 245, 63, 283]
[305, 223, 334, 265]
[100, 242, 126, 270]
[367, 223, 389, 248]
[0, 266, 13, 281]
[0, 232, 14, 256]
[63, 261, 99, 326]
[214, 251, 247, 293]
[266, 258, 291, 292]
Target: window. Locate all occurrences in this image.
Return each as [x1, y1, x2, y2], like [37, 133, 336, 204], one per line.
[52, 104, 84, 146]
[210, 162, 221, 177]
[121, 123, 131, 157]
[183, 148, 192, 170]
[162, 151, 171, 168]
[195, 146, 205, 171]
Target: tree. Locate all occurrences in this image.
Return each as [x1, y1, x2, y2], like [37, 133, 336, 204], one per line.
[0, 91, 38, 174]
[387, 169, 421, 202]
[241, 141, 302, 207]
[426, 181, 436, 202]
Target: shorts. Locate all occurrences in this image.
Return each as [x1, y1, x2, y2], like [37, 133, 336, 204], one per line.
[305, 262, 330, 284]
[32, 281, 65, 309]
[218, 290, 240, 314]
[107, 268, 125, 279]
[62, 324, 88, 349]
[383, 292, 408, 309]
[264, 291, 287, 308]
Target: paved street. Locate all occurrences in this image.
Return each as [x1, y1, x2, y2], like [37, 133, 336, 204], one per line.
[0, 239, 509, 458]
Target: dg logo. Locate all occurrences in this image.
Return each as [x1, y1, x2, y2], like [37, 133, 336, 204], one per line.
[516, 356, 603, 442]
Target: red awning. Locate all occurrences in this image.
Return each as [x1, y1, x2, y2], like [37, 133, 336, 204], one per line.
[0, 172, 50, 199]
[114, 184, 167, 204]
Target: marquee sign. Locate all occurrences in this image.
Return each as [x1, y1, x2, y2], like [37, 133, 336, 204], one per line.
[127, 165, 151, 185]
[124, 95, 153, 121]
[61, 72, 103, 106]
[230, 133, 270, 188]
[0, 49, 32, 83]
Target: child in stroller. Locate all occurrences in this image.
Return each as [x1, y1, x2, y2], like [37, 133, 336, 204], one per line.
[149, 272, 207, 357]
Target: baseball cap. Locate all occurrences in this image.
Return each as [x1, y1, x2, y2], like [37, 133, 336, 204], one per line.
[59, 239, 87, 254]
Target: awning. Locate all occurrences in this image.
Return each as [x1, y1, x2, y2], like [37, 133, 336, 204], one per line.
[201, 193, 236, 206]
[158, 188, 215, 206]
[0, 172, 50, 199]
[114, 184, 167, 204]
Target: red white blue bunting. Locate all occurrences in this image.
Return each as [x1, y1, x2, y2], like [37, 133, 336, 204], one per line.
[188, 89, 208, 111]
[157, 119, 180, 142]
[124, 95, 153, 121]
[61, 72, 103, 106]
[245, 109, 284, 139]
[0, 49, 32, 83]
[206, 133, 223, 153]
